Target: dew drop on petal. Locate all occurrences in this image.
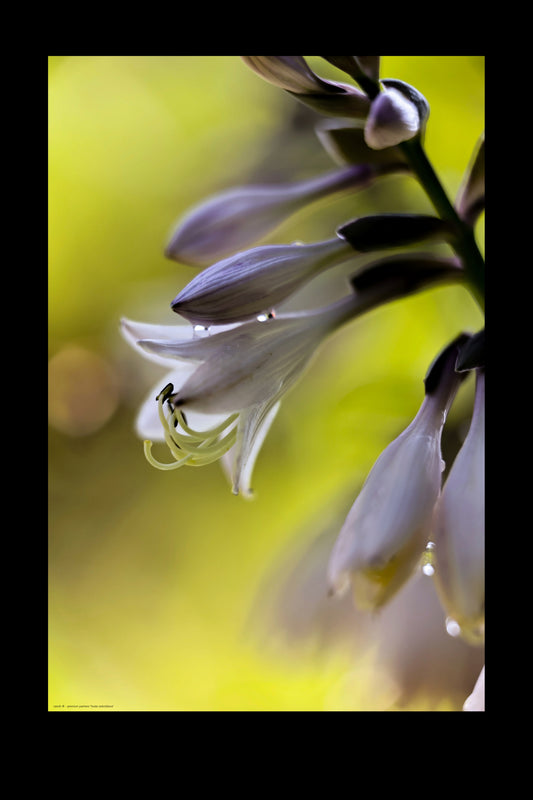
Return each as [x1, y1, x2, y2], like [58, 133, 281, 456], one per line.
[420, 541, 436, 576]
[257, 310, 276, 322]
[193, 324, 210, 338]
[445, 616, 462, 637]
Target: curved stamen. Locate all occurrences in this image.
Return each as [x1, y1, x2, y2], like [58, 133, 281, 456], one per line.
[174, 407, 239, 439]
[143, 384, 239, 471]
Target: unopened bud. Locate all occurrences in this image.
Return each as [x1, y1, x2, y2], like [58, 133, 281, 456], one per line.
[364, 87, 421, 149]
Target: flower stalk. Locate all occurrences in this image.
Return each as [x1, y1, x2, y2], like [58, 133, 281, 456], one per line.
[398, 137, 485, 311]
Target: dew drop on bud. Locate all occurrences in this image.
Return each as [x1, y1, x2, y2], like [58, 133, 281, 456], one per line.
[445, 616, 462, 637]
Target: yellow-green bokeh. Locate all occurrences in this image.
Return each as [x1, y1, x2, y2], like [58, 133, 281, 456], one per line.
[49, 56, 484, 711]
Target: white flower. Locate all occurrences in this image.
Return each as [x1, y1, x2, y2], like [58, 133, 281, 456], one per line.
[433, 369, 485, 644]
[462, 665, 485, 711]
[121, 258, 463, 498]
[327, 336, 468, 610]
[120, 295, 361, 497]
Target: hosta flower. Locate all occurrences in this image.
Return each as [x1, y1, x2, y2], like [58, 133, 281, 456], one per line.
[121, 296, 362, 496]
[327, 334, 470, 610]
[432, 369, 485, 644]
[121, 316, 274, 497]
[122, 255, 461, 497]
[165, 163, 400, 268]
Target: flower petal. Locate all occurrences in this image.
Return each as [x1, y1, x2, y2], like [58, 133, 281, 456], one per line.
[221, 400, 281, 497]
[121, 317, 195, 366]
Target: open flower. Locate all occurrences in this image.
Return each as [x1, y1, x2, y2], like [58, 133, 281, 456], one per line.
[121, 316, 276, 497]
[327, 335, 470, 610]
[122, 255, 462, 497]
[432, 369, 485, 644]
[121, 297, 363, 496]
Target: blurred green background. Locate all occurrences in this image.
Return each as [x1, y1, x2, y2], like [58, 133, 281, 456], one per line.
[48, 55, 484, 711]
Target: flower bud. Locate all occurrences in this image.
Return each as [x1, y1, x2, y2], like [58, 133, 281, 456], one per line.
[364, 87, 421, 149]
[241, 56, 343, 94]
[327, 335, 470, 610]
[241, 56, 370, 119]
[432, 369, 485, 644]
[170, 237, 354, 325]
[165, 165, 376, 268]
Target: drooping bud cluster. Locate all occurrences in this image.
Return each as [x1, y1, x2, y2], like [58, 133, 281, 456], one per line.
[121, 57, 484, 674]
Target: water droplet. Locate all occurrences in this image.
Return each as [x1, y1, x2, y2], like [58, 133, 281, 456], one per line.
[193, 324, 210, 338]
[440, 459, 446, 473]
[420, 541, 436, 575]
[257, 310, 276, 322]
[445, 617, 461, 637]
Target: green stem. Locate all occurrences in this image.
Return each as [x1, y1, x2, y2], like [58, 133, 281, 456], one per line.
[399, 137, 485, 312]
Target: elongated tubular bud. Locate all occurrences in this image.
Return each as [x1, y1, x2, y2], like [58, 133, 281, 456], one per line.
[327, 334, 470, 609]
[165, 164, 381, 268]
[170, 237, 354, 325]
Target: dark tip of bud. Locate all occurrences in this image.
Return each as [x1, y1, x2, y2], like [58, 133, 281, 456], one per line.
[455, 329, 485, 372]
[338, 214, 451, 253]
[424, 333, 472, 395]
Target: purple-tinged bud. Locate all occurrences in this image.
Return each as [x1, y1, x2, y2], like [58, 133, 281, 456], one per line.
[432, 369, 485, 645]
[456, 133, 485, 226]
[321, 57, 381, 97]
[165, 164, 379, 268]
[364, 87, 421, 149]
[241, 56, 345, 94]
[242, 56, 371, 120]
[327, 335, 470, 610]
[170, 237, 354, 325]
